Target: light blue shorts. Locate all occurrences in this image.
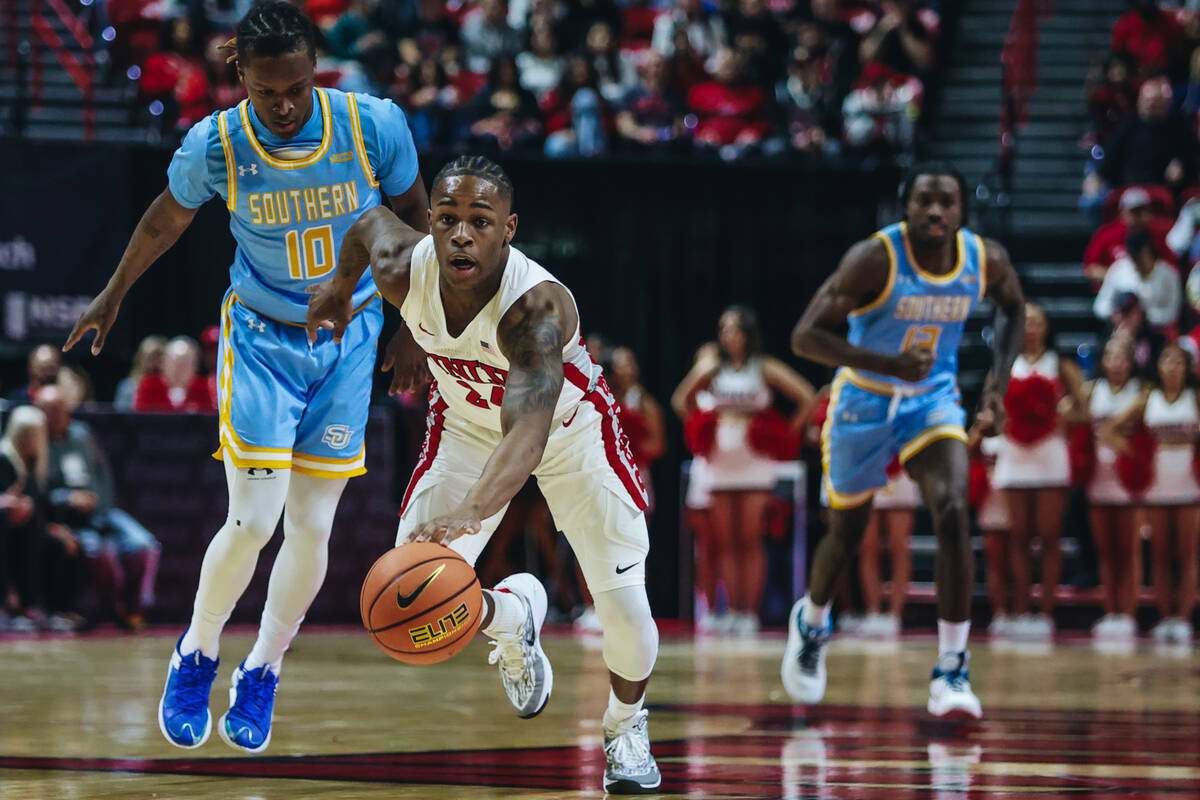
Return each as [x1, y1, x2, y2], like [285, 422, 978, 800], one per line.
[822, 370, 967, 508]
[214, 290, 382, 478]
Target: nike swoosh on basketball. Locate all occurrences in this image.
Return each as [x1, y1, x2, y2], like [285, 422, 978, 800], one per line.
[396, 564, 446, 608]
[615, 563, 638, 574]
[418, 322, 435, 336]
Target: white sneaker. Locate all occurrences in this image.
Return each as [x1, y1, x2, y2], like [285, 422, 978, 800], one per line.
[1152, 617, 1180, 643]
[781, 598, 832, 704]
[1170, 619, 1193, 645]
[927, 651, 982, 720]
[603, 709, 661, 794]
[573, 606, 603, 634]
[731, 611, 760, 637]
[988, 613, 1014, 638]
[837, 612, 865, 634]
[1110, 614, 1137, 639]
[1014, 614, 1053, 640]
[488, 573, 553, 719]
[860, 613, 900, 638]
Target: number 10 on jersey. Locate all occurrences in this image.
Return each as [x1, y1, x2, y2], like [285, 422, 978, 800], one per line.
[285, 224, 335, 280]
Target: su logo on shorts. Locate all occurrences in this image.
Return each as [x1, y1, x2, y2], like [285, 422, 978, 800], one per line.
[322, 424, 353, 450]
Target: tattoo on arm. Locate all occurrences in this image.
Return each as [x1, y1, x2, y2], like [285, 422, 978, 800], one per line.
[500, 309, 565, 427]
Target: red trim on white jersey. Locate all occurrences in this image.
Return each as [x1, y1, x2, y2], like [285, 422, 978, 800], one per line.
[564, 363, 649, 511]
[400, 384, 449, 515]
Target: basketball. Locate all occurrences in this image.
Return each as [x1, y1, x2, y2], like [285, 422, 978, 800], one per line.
[360, 542, 483, 665]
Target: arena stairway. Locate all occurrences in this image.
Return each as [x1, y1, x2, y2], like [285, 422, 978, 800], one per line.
[0, 0, 145, 141]
[931, 0, 1125, 236]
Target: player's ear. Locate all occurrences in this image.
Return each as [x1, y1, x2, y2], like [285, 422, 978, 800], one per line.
[505, 213, 518, 246]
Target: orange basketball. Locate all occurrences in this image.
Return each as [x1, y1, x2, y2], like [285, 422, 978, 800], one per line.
[360, 542, 483, 665]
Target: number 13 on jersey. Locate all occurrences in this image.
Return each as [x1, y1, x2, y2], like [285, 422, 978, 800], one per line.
[285, 224, 335, 280]
[902, 324, 940, 352]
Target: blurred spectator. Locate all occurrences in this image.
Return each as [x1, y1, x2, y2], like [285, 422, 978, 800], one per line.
[619, 0, 660, 52]
[6, 345, 61, 407]
[55, 366, 95, 413]
[204, 33, 247, 111]
[133, 336, 217, 413]
[1177, 44, 1200, 131]
[139, 17, 212, 130]
[397, 0, 462, 66]
[609, 346, 666, 508]
[36, 387, 159, 631]
[323, 0, 374, 60]
[790, 0, 862, 105]
[777, 45, 834, 157]
[1111, 0, 1185, 78]
[1087, 52, 1138, 146]
[114, 335, 167, 412]
[466, 55, 545, 152]
[1095, 229, 1183, 332]
[407, 56, 464, 148]
[557, 0, 623, 53]
[665, 24, 710, 95]
[196, 0, 254, 32]
[842, 60, 922, 156]
[542, 55, 614, 157]
[0, 406, 81, 633]
[724, 0, 788, 87]
[461, 0, 525, 72]
[687, 48, 772, 155]
[585, 21, 637, 103]
[1099, 77, 1200, 193]
[1083, 186, 1176, 287]
[857, 0, 935, 78]
[517, 22, 565, 98]
[200, 325, 220, 406]
[616, 51, 688, 151]
[652, 0, 726, 62]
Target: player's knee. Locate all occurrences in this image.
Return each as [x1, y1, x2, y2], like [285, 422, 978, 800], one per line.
[927, 489, 969, 535]
[594, 585, 659, 682]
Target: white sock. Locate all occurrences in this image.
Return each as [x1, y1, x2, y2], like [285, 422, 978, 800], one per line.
[483, 589, 525, 638]
[938, 619, 971, 656]
[801, 594, 831, 628]
[603, 688, 644, 732]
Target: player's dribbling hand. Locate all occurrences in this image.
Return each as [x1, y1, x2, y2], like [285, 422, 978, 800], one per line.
[977, 390, 1005, 437]
[304, 281, 353, 344]
[382, 326, 433, 396]
[63, 289, 122, 355]
[888, 346, 935, 382]
[408, 512, 483, 545]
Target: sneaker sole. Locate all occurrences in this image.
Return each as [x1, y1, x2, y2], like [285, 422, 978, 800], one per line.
[604, 775, 663, 794]
[927, 701, 983, 721]
[499, 574, 554, 719]
[518, 636, 554, 719]
[216, 710, 272, 754]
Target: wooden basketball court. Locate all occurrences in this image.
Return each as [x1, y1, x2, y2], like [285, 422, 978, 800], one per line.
[2, 626, 1197, 798]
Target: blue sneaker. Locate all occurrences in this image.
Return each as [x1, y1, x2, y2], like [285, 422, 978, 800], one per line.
[218, 661, 279, 753]
[781, 597, 832, 704]
[928, 651, 982, 720]
[158, 635, 219, 748]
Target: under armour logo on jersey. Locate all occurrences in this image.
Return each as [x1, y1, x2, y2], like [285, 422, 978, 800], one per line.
[322, 424, 353, 450]
[238, 163, 259, 176]
[246, 317, 266, 333]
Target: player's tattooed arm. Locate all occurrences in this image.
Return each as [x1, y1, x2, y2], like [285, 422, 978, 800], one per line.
[979, 238, 1025, 432]
[65, 189, 198, 355]
[791, 237, 931, 381]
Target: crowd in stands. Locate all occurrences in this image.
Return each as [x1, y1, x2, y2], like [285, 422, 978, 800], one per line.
[107, 0, 939, 162]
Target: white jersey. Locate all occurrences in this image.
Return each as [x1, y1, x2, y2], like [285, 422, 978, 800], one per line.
[1088, 379, 1141, 505]
[1089, 379, 1141, 422]
[400, 236, 600, 432]
[1144, 388, 1200, 505]
[1012, 350, 1059, 382]
[710, 358, 771, 414]
[1146, 388, 1199, 445]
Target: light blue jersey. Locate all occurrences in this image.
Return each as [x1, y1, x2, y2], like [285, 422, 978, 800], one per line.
[166, 89, 419, 477]
[823, 223, 988, 508]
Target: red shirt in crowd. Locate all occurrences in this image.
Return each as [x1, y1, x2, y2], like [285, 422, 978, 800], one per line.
[133, 374, 217, 413]
[1111, 8, 1183, 73]
[1082, 217, 1175, 284]
[686, 81, 770, 146]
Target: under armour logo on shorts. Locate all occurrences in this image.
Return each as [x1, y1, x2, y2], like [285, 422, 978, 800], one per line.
[246, 317, 265, 333]
[322, 424, 352, 450]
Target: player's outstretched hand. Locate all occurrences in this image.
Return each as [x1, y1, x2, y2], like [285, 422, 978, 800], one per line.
[305, 280, 353, 345]
[63, 289, 122, 355]
[977, 389, 1006, 437]
[408, 510, 483, 545]
[888, 345, 936, 383]
[382, 326, 433, 396]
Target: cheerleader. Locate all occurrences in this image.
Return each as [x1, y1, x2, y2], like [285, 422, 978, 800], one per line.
[678, 343, 722, 631]
[1083, 336, 1142, 641]
[993, 303, 1087, 638]
[856, 460, 917, 637]
[673, 307, 814, 635]
[968, 411, 1013, 636]
[1102, 342, 1199, 645]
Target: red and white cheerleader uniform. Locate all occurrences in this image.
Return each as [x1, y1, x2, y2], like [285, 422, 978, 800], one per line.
[994, 351, 1071, 489]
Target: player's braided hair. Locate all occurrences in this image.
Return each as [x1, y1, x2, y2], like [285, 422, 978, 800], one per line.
[432, 156, 514, 206]
[217, 1, 316, 66]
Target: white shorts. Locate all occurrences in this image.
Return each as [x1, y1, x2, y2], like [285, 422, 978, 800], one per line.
[1143, 445, 1200, 506]
[706, 416, 778, 491]
[397, 388, 650, 594]
[872, 472, 921, 510]
[992, 433, 1070, 489]
[1088, 445, 1133, 506]
[685, 456, 712, 510]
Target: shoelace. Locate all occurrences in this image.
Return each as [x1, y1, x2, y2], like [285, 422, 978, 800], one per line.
[798, 630, 826, 672]
[233, 668, 277, 719]
[488, 636, 531, 691]
[606, 714, 651, 770]
[942, 669, 969, 692]
[175, 657, 218, 712]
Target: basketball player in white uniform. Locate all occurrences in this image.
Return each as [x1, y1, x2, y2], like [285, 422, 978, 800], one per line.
[306, 156, 661, 795]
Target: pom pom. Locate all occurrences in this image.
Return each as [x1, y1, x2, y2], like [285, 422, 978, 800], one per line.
[1004, 375, 1059, 445]
[683, 409, 718, 457]
[968, 458, 990, 509]
[885, 455, 903, 480]
[1115, 424, 1155, 497]
[1067, 422, 1096, 487]
[747, 409, 802, 460]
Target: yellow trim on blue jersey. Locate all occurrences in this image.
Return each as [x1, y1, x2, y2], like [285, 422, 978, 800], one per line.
[848, 232, 897, 317]
[293, 463, 367, 479]
[900, 222, 965, 285]
[346, 94, 380, 190]
[218, 112, 237, 213]
[842, 368, 935, 397]
[898, 424, 968, 464]
[238, 89, 333, 170]
[234, 292, 380, 329]
[821, 372, 881, 509]
[293, 446, 367, 479]
[974, 234, 988, 301]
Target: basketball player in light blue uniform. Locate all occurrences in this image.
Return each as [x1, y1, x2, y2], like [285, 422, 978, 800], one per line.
[64, 2, 429, 753]
[781, 163, 1025, 719]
